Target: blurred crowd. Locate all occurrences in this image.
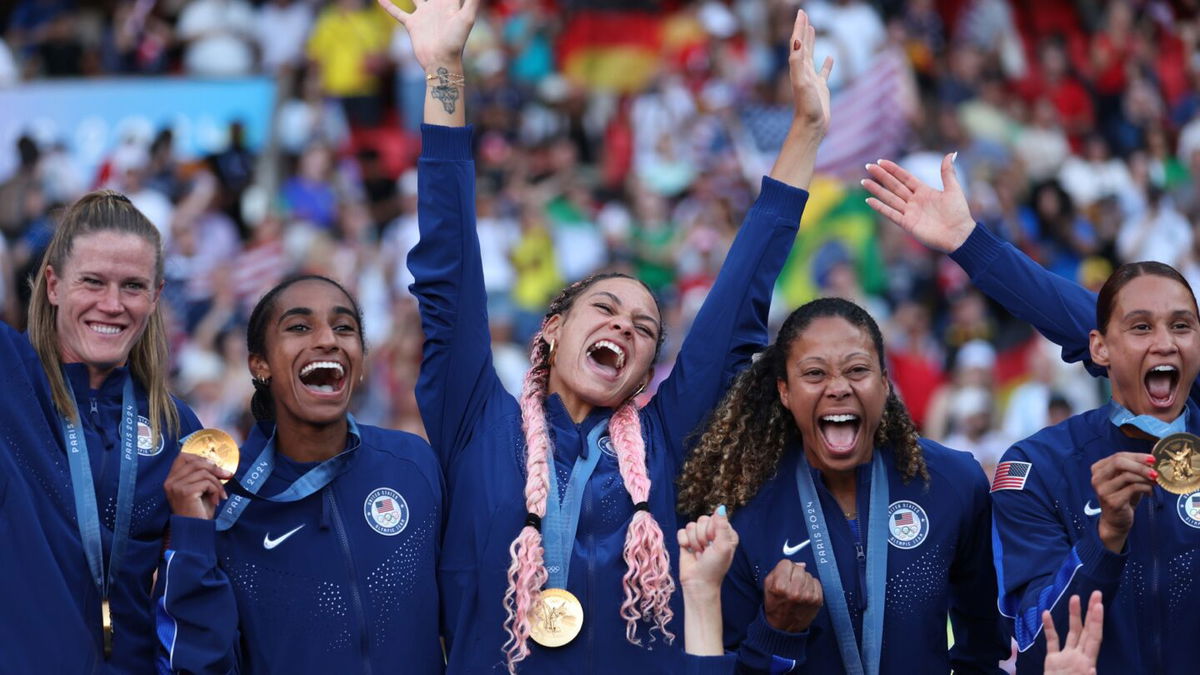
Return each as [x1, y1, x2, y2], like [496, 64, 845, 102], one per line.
[4, 0, 1200, 478]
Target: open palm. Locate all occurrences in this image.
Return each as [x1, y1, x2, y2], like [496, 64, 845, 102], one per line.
[787, 10, 835, 135]
[1043, 592, 1104, 675]
[862, 155, 975, 254]
[377, 0, 479, 70]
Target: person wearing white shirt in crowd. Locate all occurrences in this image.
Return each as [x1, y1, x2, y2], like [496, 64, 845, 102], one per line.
[256, 0, 314, 75]
[177, 0, 257, 77]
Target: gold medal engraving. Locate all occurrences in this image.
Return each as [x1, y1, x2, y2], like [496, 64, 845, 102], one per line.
[529, 588, 584, 648]
[181, 429, 240, 481]
[1152, 433, 1200, 495]
[101, 598, 113, 657]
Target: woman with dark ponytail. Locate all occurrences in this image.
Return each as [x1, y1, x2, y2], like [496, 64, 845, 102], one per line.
[157, 275, 444, 673]
[385, 0, 831, 670]
[678, 297, 1008, 673]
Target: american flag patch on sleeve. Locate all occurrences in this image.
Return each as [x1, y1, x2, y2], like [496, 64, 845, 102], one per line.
[991, 461, 1032, 492]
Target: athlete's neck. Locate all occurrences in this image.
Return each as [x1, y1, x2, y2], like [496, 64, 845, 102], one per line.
[274, 417, 348, 463]
[823, 470, 858, 518]
[548, 384, 593, 424]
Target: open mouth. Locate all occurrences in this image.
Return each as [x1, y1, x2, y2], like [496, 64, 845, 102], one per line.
[298, 360, 346, 395]
[586, 339, 626, 379]
[1144, 364, 1180, 409]
[818, 413, 861, 457]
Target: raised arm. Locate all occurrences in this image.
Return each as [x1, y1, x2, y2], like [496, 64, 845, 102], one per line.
[652, 10, 831, 464]
[384, 0, 505, 467]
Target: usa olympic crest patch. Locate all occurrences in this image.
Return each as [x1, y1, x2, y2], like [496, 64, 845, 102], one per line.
[887, 500, 929, 549]
[136, 416, 163, 456]
[598, 434, 617, 458]
[1177, 491, 1200, 529]
[364, 487, 409, 536]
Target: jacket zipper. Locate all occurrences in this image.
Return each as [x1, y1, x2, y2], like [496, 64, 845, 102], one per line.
[585, 482, 595, 675]
[1148, 495, 1163, 672]
[327, 488, 373, 675]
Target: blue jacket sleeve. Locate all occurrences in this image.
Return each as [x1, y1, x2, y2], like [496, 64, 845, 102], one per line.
[949, 224, 1099, 373]
[991, 446, 1125, 659]
[722, 543, 811, 673]
[946, 457, 1008, 674]
[650, 177, 807, 468]
[155, 516, 239, 674]
[407, 124, 506, 470]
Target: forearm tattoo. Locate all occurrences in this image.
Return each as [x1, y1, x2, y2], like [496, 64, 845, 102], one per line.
[430, 67, 460, 114]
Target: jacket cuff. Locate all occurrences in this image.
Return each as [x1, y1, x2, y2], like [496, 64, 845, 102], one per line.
[168, 515, 217, 562]
[745, 606, 810, 660]
[420, 124, 473, 161]
[948, 223, 1002, 278]
[1075, 524, 1127, 584]
[756, 177, 809, 224]
[683, 653, 736, 675]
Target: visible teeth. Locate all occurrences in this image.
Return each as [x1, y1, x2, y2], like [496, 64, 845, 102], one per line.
[821, 414, 859, 423]
[588, 340, 626, 369]
[90, 324, 121, 335]
[300, 361, 344, 378]
[311, 384, 334, 393]
[1152, 365, 1177, 373]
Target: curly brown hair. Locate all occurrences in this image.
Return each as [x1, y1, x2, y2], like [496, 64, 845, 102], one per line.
[677, 297, 928, 519]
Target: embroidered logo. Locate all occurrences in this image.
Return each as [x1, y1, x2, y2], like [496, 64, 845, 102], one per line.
[1177, 491, 1200, 529]
[887, 500, 929, 549]
[364, 487, 409, 536]
[598, 434, 617, 458]
[1083, 500, 1102, 517]
[263, 524, 305, 550]
[136, 416, 163, 456]
[782, 539, 811, 556]
[991, 461, 1031, 492]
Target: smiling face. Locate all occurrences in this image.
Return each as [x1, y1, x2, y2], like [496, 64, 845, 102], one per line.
[542, 277, 661, 418]
[1091, 274, 1200, 422]
[45, 230, 160, 387]
[249, 279, 364, 428]
[777, 316, 890, 475]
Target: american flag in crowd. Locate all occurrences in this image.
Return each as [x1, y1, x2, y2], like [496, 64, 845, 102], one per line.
[893, 511, 914, 527]
[376, 498, 395, 514]
[991, 461, 1032, 492]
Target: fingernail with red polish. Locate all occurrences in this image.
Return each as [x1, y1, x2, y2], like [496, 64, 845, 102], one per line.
[793, 39, 800, 51]
[1150, 469, 1160, 480]
[1146, 456, 1158, 466]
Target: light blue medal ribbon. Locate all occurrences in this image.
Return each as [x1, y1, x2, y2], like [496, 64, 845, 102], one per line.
[214, 415, 362, 531]
[794, 451, 889, 675]
[61, 376, 138, 658]
[542, 419, 609, 588]
[1108, 402, 1189, 439]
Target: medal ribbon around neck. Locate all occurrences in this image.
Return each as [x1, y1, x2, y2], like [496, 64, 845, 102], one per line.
[542, 418, 609, 590]
[60, 375, 138, 658]
[794, 450, 889, 675]
[1108, 401, 1189, 439]
[215, 415, 362, 531]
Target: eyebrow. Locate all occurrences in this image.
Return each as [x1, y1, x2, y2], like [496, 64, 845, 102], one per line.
[1122, 309, 1199, 321]
[277, 306, 359, 324]
[590, 290, 661, 333]
[798, 351, 873, 364]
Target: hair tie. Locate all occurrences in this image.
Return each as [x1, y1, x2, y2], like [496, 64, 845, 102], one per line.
[633, 501, 650, 513]
[524, 513, 542, 531]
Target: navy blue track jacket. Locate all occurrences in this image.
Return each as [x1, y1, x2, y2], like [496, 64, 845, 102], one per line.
[723, 440, 1008, 673]
[952, 223, 1200, 674]
[0, 321, 202, 672]
[155, 420, 444, 674]
[408, 124, 808, 673]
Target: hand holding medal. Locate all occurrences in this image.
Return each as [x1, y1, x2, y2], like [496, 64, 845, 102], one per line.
[165, 429, 239, 520]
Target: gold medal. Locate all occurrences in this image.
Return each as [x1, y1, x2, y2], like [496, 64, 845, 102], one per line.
[528, 588, 584, 648]
[181, 429, 240, 481]
[1152, 432, 1200, 495]
[101, 598, 113, 657]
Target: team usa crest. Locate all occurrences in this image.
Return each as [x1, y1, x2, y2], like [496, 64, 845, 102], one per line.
[136, 416, 163, 456]
[598, 434, 616, 458]
[887, 500, 929, 549]
[1177, 491, 1200, 529]
[364, 487, 409, 536]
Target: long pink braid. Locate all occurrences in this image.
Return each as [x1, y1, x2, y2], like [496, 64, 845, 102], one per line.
[501, 333, 553, 672]
[609, 401, 676, 645]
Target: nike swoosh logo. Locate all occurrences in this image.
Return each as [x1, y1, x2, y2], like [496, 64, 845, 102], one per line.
[263, 524, 305, 550]
[1083, 501, 1102, 517]
[782, 539, 811, 556]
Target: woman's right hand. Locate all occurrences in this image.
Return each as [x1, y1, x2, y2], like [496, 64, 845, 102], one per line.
[862, 154, 975, 254]
[763, 559, 824, 633]
[164, 453, 231, 520]
[786, 9, 834, 137]
[377, 0, 479, 72]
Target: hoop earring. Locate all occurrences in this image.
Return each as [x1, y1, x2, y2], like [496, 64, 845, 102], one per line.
[253, 375, 272, 387]
[631, 381, 647, 399]
[547, 339, 557, 364]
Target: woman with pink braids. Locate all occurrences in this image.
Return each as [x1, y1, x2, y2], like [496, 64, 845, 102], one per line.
[385, 0, 831, 671]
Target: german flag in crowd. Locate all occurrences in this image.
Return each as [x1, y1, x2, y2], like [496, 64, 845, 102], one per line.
[557, 1, 670, 93]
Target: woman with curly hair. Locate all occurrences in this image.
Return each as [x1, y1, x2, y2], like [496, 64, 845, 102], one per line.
[678, 297, 1008, 673]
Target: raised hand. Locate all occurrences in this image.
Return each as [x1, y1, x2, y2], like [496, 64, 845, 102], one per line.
[763, 559, 824, 633]
[787, 9, 834, 136]
[1044, 591, 1104, 675]
[377, 0, 479, 72]
[862, 154, 975, 253]
[163, 453, 231, 520]
[1091, 452, 1157, 552]
[677, 507, 740, 592]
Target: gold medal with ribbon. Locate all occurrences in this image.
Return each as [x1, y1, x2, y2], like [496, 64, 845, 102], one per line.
[1152, 432, 1200, 495]
[181, 429, 240, 481]
[529, 588, 584, 648]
